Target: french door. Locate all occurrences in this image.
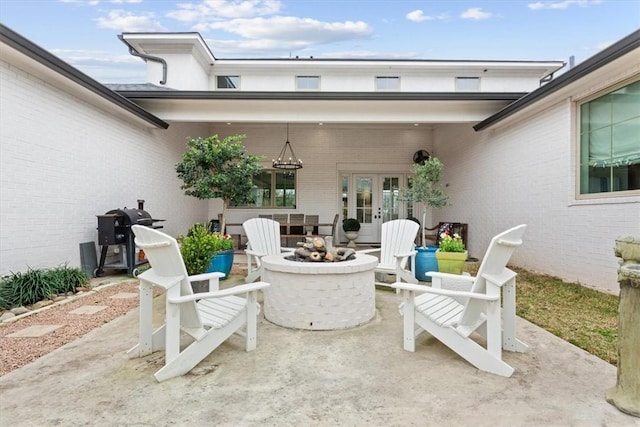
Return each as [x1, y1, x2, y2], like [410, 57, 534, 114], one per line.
[349, 174, 405, 242]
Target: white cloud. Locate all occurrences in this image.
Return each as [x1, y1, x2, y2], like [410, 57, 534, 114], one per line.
[406, 10, 432, 22]
[167, 0, 282, 21]
[406, 9, 448, 22]
[460, 7, 492, 20]
[204, 16, 372, 44]
[95, 9, 167, 31]
[528, 1, 602, 10]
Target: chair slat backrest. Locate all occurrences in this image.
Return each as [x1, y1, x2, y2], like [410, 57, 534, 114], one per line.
[458, 224, 527, 328]
[131, 225, 203, 330]
[243, 218, 283, 255]
[304, 214, 319, 234]
[272, 214, 288, 236]
[289, 213, 305, 235]
[380, 219, 420, 268]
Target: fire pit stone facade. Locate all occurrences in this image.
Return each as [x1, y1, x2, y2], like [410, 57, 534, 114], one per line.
[261, 253, 378, 330]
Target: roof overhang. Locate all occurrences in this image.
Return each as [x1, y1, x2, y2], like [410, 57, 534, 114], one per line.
[0, 24, 169, 129]
[474, 29, 640, 131]
[115, 91, 524, 124]
[121, 32, 216, 68]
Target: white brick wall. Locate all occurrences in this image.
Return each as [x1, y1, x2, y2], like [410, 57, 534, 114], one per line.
[434, 101, 640, 294]
[0, 58, 209, 276]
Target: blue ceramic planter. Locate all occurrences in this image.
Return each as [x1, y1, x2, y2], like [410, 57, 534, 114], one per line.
[414, 246, 438, 281]
[206, 250, 234, 279]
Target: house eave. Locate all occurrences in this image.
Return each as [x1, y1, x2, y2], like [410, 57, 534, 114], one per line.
[0, 23, 169, 130]
[114, 90, 526, 102]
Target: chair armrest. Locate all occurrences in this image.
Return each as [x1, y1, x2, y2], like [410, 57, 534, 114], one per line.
[389, 282, 499, 301]
[245, 249, 267, 257]
[281, 247, 295, 252]
[168, 282, 271, 304]
[187, 271, 225, 282]
[358, 248, 380, 255]
[427, 272, 475, 282]
[394, 250, 417, 259]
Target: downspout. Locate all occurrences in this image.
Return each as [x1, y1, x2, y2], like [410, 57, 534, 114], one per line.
[117, 35, 167, 85]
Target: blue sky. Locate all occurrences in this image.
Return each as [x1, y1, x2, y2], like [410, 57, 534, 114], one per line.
[1, 0, 638, 83]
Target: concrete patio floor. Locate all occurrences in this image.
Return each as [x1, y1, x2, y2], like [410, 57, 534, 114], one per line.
[0, 274, 637, 427]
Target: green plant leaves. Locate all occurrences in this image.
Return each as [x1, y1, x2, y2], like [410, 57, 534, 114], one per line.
[0, 265, 89, 309]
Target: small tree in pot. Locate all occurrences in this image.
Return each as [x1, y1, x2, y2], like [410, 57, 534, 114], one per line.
[175, 134, 263, 232]
[400, 157, 450, 281]
[400, 157, 449, 248]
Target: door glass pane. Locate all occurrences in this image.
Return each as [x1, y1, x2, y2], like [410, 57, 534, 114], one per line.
[382, 177, 400, 222]
[342, 176, 349, 221]
[355, 177, 373, 224]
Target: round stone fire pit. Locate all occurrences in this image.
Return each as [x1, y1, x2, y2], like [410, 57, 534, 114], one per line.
[261, 252, 378, 330]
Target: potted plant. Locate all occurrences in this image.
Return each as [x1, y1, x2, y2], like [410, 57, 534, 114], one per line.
[435, 230, 467, 274]
[342, 218, 361, 248]
[400, 157, 450, 281]
[179, 223, 218, 275]
[175, 133, 263, 233]
[179, 223, 235, 291]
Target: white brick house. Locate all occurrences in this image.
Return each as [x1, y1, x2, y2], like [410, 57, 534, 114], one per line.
[1, 24, 638, 293]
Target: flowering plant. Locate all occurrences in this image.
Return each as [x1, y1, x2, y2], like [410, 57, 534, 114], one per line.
[212, 232, 234, 252]
[438, 231, 466, 253]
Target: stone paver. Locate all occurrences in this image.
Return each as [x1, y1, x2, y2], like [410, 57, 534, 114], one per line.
[109, 292, 138, 299]
[68, 305, 108, 315]
[7, 325, 63, 338]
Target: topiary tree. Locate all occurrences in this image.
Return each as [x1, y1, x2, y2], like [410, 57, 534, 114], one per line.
[175, 134, 263, 231]
[400, 157, 450, 247]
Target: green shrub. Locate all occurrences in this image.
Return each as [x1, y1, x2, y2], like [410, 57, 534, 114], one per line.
[342, 218, 361, 232]
[0, 265, 89, 309]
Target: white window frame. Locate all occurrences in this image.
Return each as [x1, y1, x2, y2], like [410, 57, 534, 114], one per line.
[455, 77, 480, 92]
[375, 76, 400, 91]
[296, 75, 320, 90]
[576, 77, 640, 199]
[216, 75, 240, 90]
[231, 169, 297, 208]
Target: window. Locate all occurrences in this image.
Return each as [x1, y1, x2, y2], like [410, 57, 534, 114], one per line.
[456, 77, 480, 91]
[376, 76, 400, 90]
[296, 76, 320, 90]
[579, 79, 640, 195]
[216, 75, 240, 89]
[233, 170, 296, 208]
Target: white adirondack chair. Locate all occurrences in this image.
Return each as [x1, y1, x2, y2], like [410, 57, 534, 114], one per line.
[127, 225, 270, 382]
[243, 218, 294, 283]
[390, 224, 528, 377]
[358, 219, 420, 287]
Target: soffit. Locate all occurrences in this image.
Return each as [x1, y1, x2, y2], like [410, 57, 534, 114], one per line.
[128, 97, 512, 124]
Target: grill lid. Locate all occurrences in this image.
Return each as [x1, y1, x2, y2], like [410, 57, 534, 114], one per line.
[105, 208, 153, 226]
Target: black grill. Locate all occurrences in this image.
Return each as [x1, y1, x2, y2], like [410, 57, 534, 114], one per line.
[94, 200, 163, 277]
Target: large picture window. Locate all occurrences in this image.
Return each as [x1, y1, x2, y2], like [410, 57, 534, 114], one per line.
[579, 79, 640, 195]
[233, 170, 296, 208]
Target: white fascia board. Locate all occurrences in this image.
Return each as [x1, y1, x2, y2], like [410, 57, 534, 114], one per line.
[212, 59, 565, 79]
[131, 98, 511, 124]
[122, 33, 215, 69]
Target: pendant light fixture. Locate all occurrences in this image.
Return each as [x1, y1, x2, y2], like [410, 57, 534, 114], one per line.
[272, 123, 303, 170]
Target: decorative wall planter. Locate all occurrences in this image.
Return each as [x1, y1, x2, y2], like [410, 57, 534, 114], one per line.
[435, 250, 468, 275]
[415, 246, 438, 281]
[206, 249, 234, 279]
